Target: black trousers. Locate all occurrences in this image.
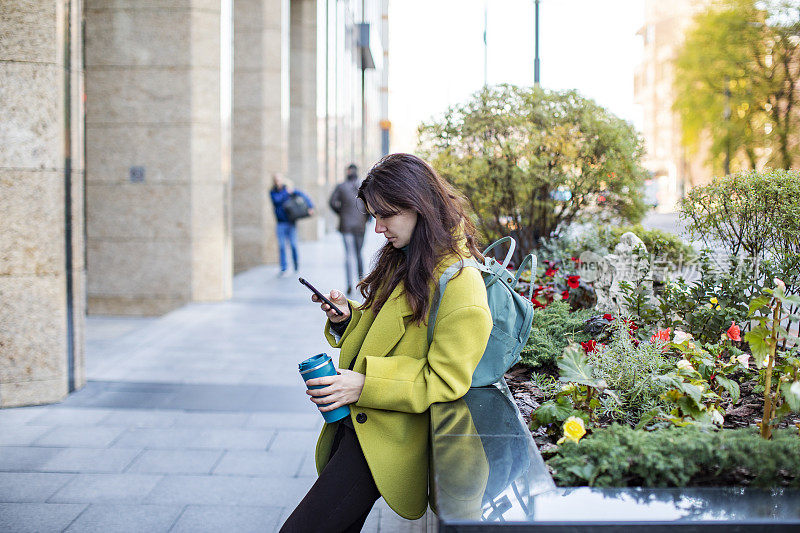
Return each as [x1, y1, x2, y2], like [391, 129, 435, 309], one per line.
[280, 421, 380, 533]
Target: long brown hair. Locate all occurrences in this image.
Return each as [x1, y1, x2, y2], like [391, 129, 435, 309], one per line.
[357, 153, 483, 324]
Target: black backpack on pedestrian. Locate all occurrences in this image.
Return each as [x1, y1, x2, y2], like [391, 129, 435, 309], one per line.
[282, 193, 311, 222]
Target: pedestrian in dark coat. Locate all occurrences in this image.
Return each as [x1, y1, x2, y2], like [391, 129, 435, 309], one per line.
[329, 164, 370, 293]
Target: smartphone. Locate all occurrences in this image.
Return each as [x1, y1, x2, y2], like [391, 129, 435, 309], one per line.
[298, 277, 344, 316]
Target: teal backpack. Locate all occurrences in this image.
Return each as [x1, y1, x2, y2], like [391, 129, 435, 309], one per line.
[427, 237, 536, 387]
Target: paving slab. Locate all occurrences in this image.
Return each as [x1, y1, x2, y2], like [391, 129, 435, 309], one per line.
[125, 449, 223, 475]
[143, 475, 315, 506]
[33, 426, 127, 448]
[48, 473, 164, 504]
[211, 450, 304, 477]
[40, 448, 141, 474]
[170, 504, 283, 533]
[0, 472, 75, 502]
[0, 503, 87, 533]
[0, 425, 53, 446]
[63, 504, 182, 533]
[0, 447, 63, 472]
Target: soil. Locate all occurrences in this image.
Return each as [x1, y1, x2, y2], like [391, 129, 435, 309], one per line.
[504, 362, 800, 454]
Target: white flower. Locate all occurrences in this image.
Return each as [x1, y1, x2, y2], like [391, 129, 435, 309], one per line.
[673, 330, 693, 344]
[774, 278, 786, 291]
[677, 359, 693, 371]
[736, 353, 750, 367]
[710, 409, 724, 426]
[790, 381, 800, 398]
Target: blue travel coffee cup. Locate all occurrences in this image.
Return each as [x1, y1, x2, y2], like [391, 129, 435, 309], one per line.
[299, 353, 351, 424]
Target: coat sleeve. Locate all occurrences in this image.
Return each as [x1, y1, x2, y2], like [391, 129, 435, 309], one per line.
[328, 185, 343, 214]
[323, 299, 363, 348]
[355, 303, 492, 413]
[297, 190, 315, 209]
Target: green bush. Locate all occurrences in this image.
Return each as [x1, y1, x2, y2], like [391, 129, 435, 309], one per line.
[680, 168, 800, 291]
[548, 424, 800, 488]
[521, 301, 592, 368]
[580, 224, 695, 265]
[418, 85, 649, 260]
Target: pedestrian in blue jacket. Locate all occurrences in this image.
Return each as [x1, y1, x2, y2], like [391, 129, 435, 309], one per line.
[270, 173, 314, 275]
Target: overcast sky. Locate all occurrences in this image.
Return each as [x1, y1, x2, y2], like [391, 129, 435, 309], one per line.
[388, 0, 646, 152]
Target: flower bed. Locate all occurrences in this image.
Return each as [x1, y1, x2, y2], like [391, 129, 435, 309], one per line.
[506, 172, 800, 489]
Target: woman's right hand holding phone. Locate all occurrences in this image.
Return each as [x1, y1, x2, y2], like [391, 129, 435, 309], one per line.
[312, 290, 350, 323]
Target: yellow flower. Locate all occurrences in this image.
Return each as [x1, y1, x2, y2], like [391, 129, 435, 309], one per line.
[707, 297, 720, 310]
[557, 416, 586, 444]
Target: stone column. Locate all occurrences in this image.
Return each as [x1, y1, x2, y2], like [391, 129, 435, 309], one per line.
[231, 0, 288, 272]
[85, 0, 233, 315]
[289, 0, 322, 241]
[0, 0, 86, 406]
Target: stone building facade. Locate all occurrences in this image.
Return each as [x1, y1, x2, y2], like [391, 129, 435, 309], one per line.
[0, 0, 388, 406]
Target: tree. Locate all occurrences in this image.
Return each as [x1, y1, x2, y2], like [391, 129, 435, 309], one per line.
[417, 85, 649, 257]
[674, 0, 800, 172]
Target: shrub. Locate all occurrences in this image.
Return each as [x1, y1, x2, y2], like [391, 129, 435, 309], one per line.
[521, 301, 592, 368]
[680, 169, 800, 290]
[579, 224, 695, 265]
[548, 424, 800, 488]
[418, 85, 649, 260]
[538, 224, 694, 270]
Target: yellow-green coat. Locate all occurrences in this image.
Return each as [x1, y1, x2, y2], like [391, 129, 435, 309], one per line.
[315, 257, 492, 520]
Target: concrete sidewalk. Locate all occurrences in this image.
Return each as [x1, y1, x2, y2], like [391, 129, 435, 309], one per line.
[0, 231, 430, 532]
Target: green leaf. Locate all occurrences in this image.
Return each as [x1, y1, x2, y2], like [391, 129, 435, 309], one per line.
[714, 375, 741, 405]
[748, 296, 772, 316]
[681, 382, 704, 404]
[532, 397, 573, 427]
[780, 293, 800, 307]
[677, 395, 704, 418]
[745, 324, 772, 368]
[780, 381, 800, 412]
[565, 463, 597, 483]
[557, 344, 601, 387]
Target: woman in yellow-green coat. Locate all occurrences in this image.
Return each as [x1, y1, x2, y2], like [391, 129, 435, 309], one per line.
[280, 153, 492, 532]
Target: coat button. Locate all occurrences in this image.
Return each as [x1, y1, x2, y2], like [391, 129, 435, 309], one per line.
[356, 412, 367, 424]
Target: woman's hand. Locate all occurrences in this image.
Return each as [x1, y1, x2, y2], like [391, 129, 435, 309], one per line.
[311, 290, 350, 323]
[305, 369, 365, 412]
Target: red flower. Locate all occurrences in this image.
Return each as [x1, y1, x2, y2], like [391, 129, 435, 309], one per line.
[531, 298, 547, 309]
[567, 275, 580, 289]
[561, 290, 570, 300]
[603, 313, 615, 321]
[650, 329, 671, 351]
[623, 319, 638, 331]
[545, 267, 558, 277]
[726, 321, 742, 342]
[581, 340, 598, 353]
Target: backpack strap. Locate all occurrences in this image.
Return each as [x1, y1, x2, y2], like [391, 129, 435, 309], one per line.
[426, 257, 485, 346]
[482, 237, 516, 288]
[512, 253, 537, 299]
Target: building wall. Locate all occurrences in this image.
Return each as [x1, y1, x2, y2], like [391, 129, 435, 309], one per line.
[84, 0, 233, 315]
[0, 0, 387, 405]
[232, 0, 287, 273]
[634, 0, 713, 211]
[0, 0, 85, 406]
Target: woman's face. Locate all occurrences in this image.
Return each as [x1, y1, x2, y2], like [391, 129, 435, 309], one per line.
[367, 201, 418, 249]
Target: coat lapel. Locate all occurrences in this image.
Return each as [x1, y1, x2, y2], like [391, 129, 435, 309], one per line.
[359, 282, 414, 359]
